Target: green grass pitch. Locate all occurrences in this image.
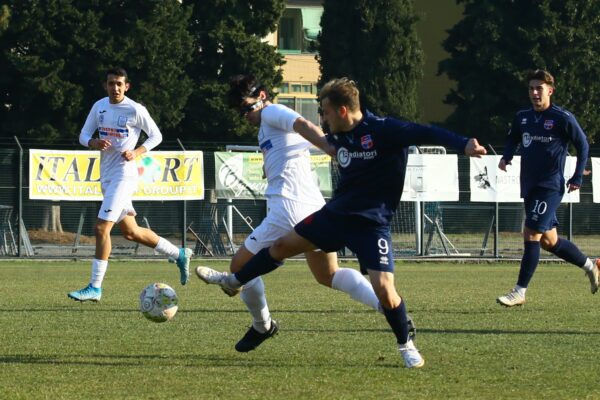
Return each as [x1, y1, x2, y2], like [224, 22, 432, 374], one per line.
[1, 259, 599, 399]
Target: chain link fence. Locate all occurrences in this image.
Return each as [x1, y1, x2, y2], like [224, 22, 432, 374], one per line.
[1, 140, 599, 259]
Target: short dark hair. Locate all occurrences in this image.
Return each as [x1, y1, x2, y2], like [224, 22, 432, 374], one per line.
[527, 69, 554, 87]
[318, 78, 361, 112]
[106, 67, 129, 82]
[226, 74, 268, 109]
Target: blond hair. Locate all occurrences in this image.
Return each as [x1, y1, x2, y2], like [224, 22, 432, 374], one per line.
[319, 78, 361, 111]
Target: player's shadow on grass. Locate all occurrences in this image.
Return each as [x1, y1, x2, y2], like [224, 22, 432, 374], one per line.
[285, 327, 600, 335]
[0, 308, 141, 313]
[0, 354, 402, 369]
[184, 308, 377, 314]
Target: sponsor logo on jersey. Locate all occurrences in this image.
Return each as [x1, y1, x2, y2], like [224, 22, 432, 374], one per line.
[522, 132, 553, 148]
[360, 134, 374, 149]
[337, 146, 378, 168]
[521, 118, 527, 124]
[380, 255, 389, 265]
[522, 132, 532, 147]
[99, 126, 129, 139]
[259, 139, 273, 152]
[544, 120, 554, 130]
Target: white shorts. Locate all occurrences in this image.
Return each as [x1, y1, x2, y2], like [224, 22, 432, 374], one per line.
[243, 196, 324, 254]
[98, 178, 137, 223]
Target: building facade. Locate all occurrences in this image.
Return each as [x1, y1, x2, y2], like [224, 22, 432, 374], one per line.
[268, 0, 463, 126]
[265, 0, 322, 125]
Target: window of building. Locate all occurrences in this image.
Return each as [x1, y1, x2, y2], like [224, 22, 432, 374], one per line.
[277, 96, 320, 126]
[277, 6, 323, 54]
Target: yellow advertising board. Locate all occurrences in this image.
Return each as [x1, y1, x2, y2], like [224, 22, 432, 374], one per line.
[29, 149, 204, 201]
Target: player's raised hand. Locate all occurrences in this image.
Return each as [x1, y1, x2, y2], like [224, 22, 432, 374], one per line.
[464, 138, 487, 158]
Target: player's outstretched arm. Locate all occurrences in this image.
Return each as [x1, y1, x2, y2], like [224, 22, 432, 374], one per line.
[293, 117, 336, 157]
[464, 138, 487, 158]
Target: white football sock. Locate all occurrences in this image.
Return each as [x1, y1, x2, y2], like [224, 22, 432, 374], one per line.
[582, 258, 594, 272]
[332, 268, 381, 312]
[154, 237, 180, 259]
[515, 285, 527, 296]
[240, 277, 271, 333]
[90, 258, 108, 288]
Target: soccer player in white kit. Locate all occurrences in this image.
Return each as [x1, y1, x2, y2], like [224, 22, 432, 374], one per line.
[68, 67, 192, 302]
[196, 75, 383, 352]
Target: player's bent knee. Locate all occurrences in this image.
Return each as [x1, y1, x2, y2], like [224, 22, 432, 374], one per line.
[122, 231, 136, 242]
[94, 224, 111, 238]
[270, 239, 290, 261]
[540, 236, 556, 251]
[374, 287, 401, 309]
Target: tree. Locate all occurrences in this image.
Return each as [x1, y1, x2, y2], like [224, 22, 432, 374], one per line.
[318, 0, 423, 121]
[439, 0, 600, 145]
[0, 1, 193, 143]
[0, 1, 193, 233]
[179, 0, 286, 144]
[0, 5, 9, 34]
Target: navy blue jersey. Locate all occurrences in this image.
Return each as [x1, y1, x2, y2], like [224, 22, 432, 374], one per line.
[324, 111, 469, 225]
[502, 104, 589, 198]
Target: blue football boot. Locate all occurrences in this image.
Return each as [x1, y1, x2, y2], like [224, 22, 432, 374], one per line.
[68, 284, 102, 302]
[169, 248, 192, 285]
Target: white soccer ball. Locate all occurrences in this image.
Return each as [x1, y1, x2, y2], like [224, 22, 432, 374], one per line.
[139, 283, 178, 323]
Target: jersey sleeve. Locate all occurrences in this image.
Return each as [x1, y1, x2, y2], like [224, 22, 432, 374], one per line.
[79, 102, 99, 148]
[261, 104, 302, 132]
[502, 114, 522, 162]
[136, 105, 162, 151]
[380, 118, 468, 152]
[564, 113, 589, 185]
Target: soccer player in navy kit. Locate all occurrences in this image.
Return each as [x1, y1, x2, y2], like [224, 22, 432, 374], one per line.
[199, 78, 486, 368]
[496, 69, 599, 307]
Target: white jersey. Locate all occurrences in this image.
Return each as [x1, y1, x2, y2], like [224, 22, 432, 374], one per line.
[258, 103, 324, 205]
[79, 96, 162, 181]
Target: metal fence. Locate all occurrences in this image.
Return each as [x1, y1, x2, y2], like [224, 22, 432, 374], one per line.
[1, 141, 599, 259]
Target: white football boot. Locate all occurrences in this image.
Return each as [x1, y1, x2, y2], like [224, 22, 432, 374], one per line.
[496, 288, 526, 307]
[399, 339, 425, 369]
[585, 259, 600, 294]
[195, 266, 242, 296]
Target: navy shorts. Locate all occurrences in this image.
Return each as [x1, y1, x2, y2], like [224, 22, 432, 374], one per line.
[294, 207, 394, 274]
[523, 187, 561, 233]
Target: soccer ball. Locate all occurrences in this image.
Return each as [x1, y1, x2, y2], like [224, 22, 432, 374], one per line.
[139, 283, 178, 323]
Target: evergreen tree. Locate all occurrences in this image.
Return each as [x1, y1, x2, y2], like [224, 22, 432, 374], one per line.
[318, 0, 423, 121]
[440, 0, 600, 145]
[0, 5, 9, 34]
[179, 0, 286, 144]
[0, 1, 192, 143]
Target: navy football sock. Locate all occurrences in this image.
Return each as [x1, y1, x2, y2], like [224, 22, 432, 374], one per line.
[516, 241, 541, 288]
[382, 300, 410, 345]
[234, 247, 284, 284]
[549, 238, 587, 268]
